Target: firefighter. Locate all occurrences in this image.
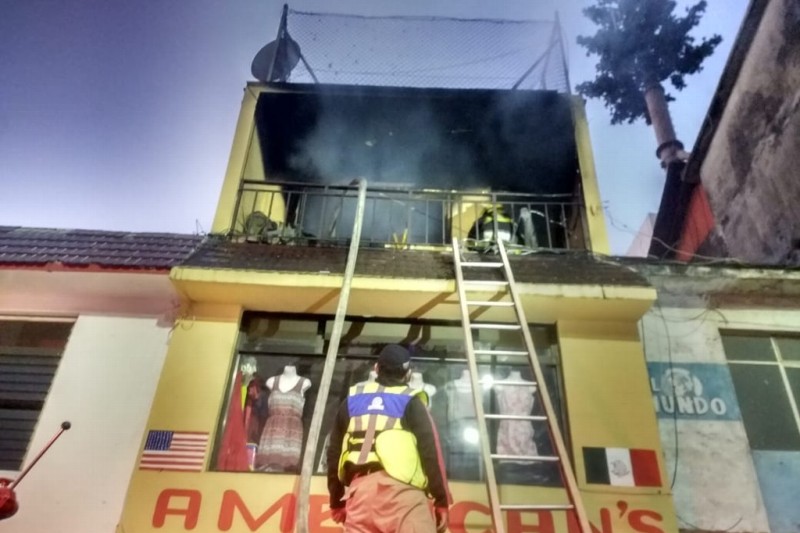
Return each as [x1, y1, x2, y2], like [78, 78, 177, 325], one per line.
[467, 205, 515, 249]
[327, 344, 451, 533]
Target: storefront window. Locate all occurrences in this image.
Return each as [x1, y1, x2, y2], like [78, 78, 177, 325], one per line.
[215, 314, 564, 487]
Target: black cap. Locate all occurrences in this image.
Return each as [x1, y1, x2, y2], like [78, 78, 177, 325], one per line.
[378, 344, 411, 372]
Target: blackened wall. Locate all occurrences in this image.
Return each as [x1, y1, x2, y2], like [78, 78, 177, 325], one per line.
[700, 0, 800, 264]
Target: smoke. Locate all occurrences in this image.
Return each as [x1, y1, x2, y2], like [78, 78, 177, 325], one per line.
[279, 90, 492, 243]
[255, 87, 577, 243]
[286, 91, 480, 189]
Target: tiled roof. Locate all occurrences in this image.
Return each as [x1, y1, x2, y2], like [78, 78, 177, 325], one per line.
[0, 226, 203, 270]
[182, 238, 651, 287]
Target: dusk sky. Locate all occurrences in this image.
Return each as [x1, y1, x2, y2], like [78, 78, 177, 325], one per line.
[0, 0, 749, 254]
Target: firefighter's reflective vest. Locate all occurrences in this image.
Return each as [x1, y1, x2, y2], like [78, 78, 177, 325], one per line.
[338, 383, 429, 490]
[475, 208, 513, 243]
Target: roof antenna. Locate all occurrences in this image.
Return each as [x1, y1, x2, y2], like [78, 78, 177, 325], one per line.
[251, 4, 318, 83]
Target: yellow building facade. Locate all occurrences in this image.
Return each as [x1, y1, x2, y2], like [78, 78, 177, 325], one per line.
[118, 83, 676, 533]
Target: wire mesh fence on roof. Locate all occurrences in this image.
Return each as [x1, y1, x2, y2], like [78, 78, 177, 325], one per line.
[283, 10, 570, 92]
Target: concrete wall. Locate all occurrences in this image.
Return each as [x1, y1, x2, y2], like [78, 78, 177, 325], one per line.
[0, 315, 170, 533]
[701, 0, 800, 264]
[640, 304, 800, 533]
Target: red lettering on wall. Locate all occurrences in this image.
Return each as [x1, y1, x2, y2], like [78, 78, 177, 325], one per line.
[628, 510, 664, 533]
[308, 494, 342, 533]
[592, 509, 613, 533]
[217, 490, 295, 532]
[152, 489, 201, 529]
[148, 487, 670, 533]
[507, 510, 556, 533]
[449, 501, 492, 533]
[566, 508, 612, 533]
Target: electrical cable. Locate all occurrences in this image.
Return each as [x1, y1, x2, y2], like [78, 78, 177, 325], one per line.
[652, 300, 681, 491]
[643, 302, 745, 532]
[311, 47, 529, 76]
[289, 9, 552, 26]
[603, 204, 745, 265]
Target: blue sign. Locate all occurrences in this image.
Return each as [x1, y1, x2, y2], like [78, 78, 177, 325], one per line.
[646, 362, 741, 421]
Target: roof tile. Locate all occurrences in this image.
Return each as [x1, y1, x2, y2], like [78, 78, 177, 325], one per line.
[1, 226, 650, 286]
[0, 227, 202, 270]
[181, 237, 650, 287]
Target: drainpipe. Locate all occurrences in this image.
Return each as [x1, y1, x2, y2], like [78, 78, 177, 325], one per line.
[644, 82, 686, 167]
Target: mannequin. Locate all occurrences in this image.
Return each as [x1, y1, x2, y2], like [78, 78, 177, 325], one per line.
[256, 365, 311, 471]
[446, 370, 476, 414]
[242, 357, 268, 445]
[408, 371, 437, 405]
[240, 356, 258, 380]
[443, 368, 482, 480]
[494, 369, 538, 463]
[453, 369, 471, 389]
[239, 356, 258, 409]
[265, 365, 311, 394]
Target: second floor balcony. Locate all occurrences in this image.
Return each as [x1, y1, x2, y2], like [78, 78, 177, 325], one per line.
[210, 82, 609, 255]
[228, 180, 588, 251]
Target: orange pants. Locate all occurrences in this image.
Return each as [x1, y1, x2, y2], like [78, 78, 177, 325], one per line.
[344, 471, 437, 533]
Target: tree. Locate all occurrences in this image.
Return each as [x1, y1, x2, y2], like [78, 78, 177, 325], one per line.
[576, 0, 721, 165]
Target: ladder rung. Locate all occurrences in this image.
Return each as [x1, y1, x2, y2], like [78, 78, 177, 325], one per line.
[465, 300, 514, 307]
[474, 349, 528, 357]
[485, 414, 547, 421]
[499, 504, 575, 511]
[461, 262, 504, 268]
[491, 454, 561, 462]
[461, 280, 509, 286]
[470, 324, 521, 330]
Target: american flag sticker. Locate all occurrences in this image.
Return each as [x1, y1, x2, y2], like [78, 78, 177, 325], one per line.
[139, 430, 209, 472]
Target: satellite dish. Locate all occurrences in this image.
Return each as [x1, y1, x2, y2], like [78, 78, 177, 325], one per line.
[251, 35, 301, 82]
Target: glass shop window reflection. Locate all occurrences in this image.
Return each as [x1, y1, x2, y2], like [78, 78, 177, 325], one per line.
[215, 316, 324, 473]
[215, 315, 565, 488]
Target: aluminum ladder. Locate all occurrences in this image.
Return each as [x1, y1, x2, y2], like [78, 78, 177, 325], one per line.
[296, 179, 367, 533]
[451, 237, 591, 533]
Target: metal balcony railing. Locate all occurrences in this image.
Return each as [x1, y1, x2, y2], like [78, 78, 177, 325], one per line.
[230, 180, 587, 251]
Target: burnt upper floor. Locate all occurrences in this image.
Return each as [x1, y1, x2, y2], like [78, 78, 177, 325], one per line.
[215, 82, 605, 252]
[253, 83, 579, 195]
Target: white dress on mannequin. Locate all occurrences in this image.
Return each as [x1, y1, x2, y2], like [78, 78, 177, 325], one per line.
[444, 369, 481, 479]
[446, 370, 476, 420]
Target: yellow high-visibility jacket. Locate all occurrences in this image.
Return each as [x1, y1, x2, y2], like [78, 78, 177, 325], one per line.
[338, 383, 429, 490]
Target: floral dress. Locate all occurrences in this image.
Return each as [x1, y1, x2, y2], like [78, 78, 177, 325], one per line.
[493, 382, 538, 463]
[256, 376, 306, 471]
